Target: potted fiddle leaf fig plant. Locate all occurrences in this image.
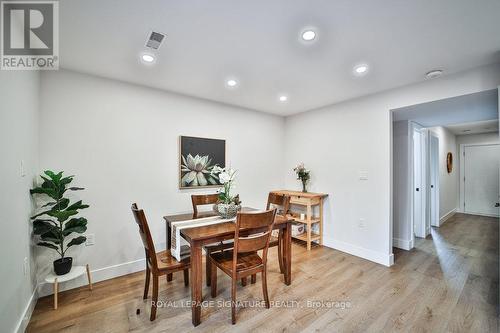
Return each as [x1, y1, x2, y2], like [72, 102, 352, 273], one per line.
[30, 170, 89, 275]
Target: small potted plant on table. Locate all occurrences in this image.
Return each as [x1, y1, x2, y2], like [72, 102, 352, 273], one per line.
[211, 166, 241, 219]
[30, 170, 89, 275]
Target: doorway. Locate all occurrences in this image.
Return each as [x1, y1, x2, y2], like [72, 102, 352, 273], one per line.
[460, 143, 500, 217]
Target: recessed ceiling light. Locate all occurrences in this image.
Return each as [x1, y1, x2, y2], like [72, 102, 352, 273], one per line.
[301, 30, 316, 41]
[279, 95, 288, 102]
[426, 70, 443, 79]
[141, 53, 155, 64]
[224, 78, 239, 89]
[353, 64, 369, 76]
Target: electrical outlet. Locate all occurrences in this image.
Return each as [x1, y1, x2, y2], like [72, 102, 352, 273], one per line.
[23, 257, 28, 276]
[85, 234, 95, 246]
[358, 218, 366, 228]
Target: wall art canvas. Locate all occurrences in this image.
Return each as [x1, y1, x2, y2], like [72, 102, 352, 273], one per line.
[179, 136, 226, 188]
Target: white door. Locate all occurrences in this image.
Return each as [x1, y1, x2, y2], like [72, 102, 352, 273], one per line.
[429, 135, 440, 226]
[413, 127, 426, 238]
[464, 144, 500, 217]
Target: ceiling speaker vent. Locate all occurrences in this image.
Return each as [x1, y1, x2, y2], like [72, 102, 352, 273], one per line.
[145, 31, 165, 50]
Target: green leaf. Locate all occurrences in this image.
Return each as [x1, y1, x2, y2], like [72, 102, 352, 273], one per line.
[31, 208, 53, 219]
[67, 236, 86, 248]
[68, 187, 85, 191]
[41, 201, 57, 208]
[60, 176, 74, 186]
[44, 170, 63, 182]
[33, 220, 57, 235]
[37, 242, 59, 251]
[47, 209, 78, 222]
[54, 198, 70, 210]
[63, 217, 87, 235]
[66, 200, 89, 211]
[30, 187, 58, 200]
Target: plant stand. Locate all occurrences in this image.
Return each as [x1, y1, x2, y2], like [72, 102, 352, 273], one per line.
[44, 264, 92, 309]
[271, 190, 328, 250]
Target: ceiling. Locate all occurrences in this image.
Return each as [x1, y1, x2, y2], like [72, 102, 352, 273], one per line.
[59, 0, 500, 115]
[446, 120, 499, 136]
[392, 89, 499, 127]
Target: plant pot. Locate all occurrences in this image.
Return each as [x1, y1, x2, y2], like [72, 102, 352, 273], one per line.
[216, 203, 241, 219]
[301, 179, 308, 193]
[53, 257, 73, 275]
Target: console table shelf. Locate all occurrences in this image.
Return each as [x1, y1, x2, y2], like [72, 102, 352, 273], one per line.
[271, 190, 328, 250]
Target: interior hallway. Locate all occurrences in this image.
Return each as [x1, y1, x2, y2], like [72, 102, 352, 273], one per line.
[27, 214, 498, 333]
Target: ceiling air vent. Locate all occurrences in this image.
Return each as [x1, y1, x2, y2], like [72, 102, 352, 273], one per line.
[145, 31, 166, 50]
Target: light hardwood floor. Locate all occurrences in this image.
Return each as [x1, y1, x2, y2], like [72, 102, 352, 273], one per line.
[27, 213, 498, 332]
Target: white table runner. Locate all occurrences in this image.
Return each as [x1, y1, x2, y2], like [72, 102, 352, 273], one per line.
[171, 215, 235, 261]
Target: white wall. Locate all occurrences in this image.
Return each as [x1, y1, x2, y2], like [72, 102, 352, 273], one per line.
[392, 121, 412, 249]
[284, 63, 500, 266]
[427, 126, 459, 220]
[38, 70, 286, 291]
[0, 71, 40, 333]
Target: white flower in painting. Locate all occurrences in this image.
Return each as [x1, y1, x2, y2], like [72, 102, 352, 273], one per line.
[181, 154, 219, 186]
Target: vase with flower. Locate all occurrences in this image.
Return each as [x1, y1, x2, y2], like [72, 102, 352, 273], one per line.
[211, 166, 242, 218]
[293, 163, 310, 193]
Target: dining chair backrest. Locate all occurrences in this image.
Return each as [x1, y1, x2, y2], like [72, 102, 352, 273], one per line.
[191, 193, 219, 219]
[233, 209, 277, 261]
[131, 203, 158, 270]
[266, 192, 290, 216]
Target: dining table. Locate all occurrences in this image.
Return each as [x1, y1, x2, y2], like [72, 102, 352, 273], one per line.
[163, 207, 294, 326]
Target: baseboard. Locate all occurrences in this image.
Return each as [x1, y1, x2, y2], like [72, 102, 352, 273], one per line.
[393, 237, 414, 251]
[440, 208, 457, 225]
[14, 287, 38, 333]
[38, 258, 146, 297]
[323, 237, 394, 267]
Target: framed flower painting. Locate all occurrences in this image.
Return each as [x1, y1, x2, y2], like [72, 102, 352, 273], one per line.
[179, 136, 226, 188]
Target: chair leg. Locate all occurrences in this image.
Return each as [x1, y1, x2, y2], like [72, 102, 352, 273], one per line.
[183, 268, 189, 287]
[231, 278, 237, 324]
[251, 274, 256, 284]
[241, 277, 247, 286]
[143, 266, 150, 299]
[278, 230, 284, 274]
[150, 275, 158, 321]
[262, 269, 270, 309]
[210, 261, 217, 298]
[206, 249, 212, 286]
[166, 273, 172, 282]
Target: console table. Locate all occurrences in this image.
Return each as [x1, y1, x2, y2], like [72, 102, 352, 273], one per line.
[271, 190, 328, 250]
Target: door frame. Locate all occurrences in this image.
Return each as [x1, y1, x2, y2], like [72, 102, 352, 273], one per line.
[459, 142, 500, 217]
[410, 121, 428, 239]
[428, 132, 440, 227]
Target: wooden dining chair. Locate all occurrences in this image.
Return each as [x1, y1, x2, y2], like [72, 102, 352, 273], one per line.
[191, 194, 234, 286]
[131, 203, 190, 321]
[209, 208, 277, 324]
[266, 193, 290, 274]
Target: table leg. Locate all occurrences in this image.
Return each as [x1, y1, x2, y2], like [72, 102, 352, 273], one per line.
[86, 264, 93, 290]
[166, 222, 173, 282]
[190, 241, 202, 326]
[283, 223, 292, 285]
[53, 278, 58, 310]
